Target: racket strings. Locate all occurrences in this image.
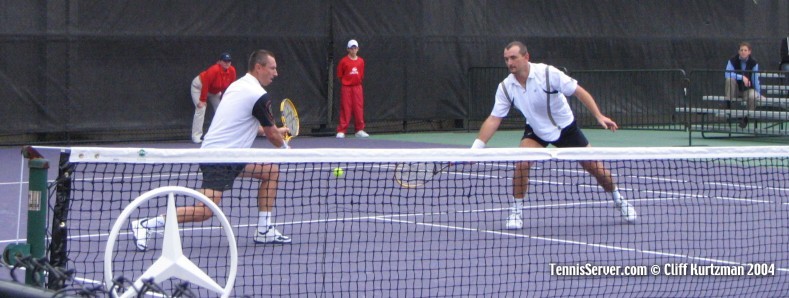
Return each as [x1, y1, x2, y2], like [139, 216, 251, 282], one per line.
[280, 99, 300, 138]
[395, 162, 437, 187]
[283, 109, 298, 133]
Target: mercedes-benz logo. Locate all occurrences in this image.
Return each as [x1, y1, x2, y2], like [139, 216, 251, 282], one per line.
[104, 186, 238, 298]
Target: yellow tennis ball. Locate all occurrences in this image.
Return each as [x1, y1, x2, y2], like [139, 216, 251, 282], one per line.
[332, 167, 344, 177]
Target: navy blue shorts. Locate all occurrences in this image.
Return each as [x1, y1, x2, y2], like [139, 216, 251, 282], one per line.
[522, 121, 589, 148]
[200, 163, 246, 191]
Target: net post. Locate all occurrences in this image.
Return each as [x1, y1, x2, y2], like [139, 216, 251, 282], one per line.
[20, 146, 49, 287]
[47, 151, 73, 290]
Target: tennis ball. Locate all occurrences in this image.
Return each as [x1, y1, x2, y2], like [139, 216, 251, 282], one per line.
[332, 167, 345, 177]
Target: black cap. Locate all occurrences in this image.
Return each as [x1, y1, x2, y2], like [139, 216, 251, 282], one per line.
[219, 52, 232, 62]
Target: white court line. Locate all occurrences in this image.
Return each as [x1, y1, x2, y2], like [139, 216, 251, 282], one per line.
[707, 182, 763, 190]
[638, 189, 774, 204]
[4, 186, 772, 245]
[4, 160, 784, 246]
[6, 160, 788, 290]
[8, 194, 785, 292]
[446, 164, 789, 204]
[479, 161, 789, 196]
[633, 176, 688, 183]
[0, 181, 27, 186]
[5, 163, 377, 186]
[372, 213, 789, 273]
[7, 162, 779, 245]
[768, 186, 789, 192]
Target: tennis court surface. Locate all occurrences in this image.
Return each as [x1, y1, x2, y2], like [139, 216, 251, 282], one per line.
[2, 134, 788, 297]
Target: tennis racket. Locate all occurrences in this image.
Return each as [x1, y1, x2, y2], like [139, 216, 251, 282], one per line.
[280, 98, 300, 143]
[394, 162, 453, 188]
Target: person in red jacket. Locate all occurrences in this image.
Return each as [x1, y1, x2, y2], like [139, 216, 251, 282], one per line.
[190, 52, 237, 143]
[336, 39, 369, 138]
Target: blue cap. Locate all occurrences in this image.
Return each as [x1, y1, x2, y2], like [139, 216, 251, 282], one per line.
[219, 52, 232, 62]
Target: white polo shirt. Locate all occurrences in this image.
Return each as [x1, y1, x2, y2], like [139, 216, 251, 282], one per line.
[491, 63, 578, 142]
[202, 73, 269, 149]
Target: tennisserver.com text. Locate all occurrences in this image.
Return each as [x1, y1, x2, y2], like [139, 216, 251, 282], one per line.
[550, 263, 649, 276]
[550, 263, 775, 276]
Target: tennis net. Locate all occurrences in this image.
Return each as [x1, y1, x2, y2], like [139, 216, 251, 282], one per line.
[33, 146, 789, 296]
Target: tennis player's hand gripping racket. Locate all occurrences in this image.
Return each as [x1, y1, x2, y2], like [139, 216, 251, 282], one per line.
[394, 162, 453, 188]
[280, 98, 300, 143]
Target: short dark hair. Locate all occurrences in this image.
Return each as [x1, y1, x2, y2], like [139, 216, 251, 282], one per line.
[247, 49, 275, 70]
[739, 41, 752, 51]
[505, 41, 528, 56]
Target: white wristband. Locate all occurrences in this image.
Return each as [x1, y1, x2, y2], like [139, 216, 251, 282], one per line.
[471, 139, 486, 149]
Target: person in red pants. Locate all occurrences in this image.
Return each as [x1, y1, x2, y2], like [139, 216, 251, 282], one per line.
[336, 39, 369, 138]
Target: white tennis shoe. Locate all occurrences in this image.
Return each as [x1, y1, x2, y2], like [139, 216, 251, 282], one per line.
[616, 200, 638, 222]
[505, 213, 523, 230]
[254, 226, 292, 244]
[355, 130, 369, 138]
[336, 132, 345, 139]
[130, 219, 151, 251]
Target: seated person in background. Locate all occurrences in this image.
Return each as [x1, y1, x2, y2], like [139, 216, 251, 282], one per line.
[724, 41, 765, 110]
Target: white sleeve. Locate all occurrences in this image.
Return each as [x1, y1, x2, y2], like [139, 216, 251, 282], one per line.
[490, 83, 512, 118]
[550, 66, 579, 97]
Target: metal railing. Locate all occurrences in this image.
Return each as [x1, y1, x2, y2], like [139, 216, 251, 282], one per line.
[683, 70, 789, 139]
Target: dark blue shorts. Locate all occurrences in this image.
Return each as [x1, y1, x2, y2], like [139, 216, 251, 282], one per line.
[200, 163, 246, 191]
[522, 121, 589, 148]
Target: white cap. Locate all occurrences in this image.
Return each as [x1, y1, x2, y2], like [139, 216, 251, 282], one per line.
[347, 39, 359, 48]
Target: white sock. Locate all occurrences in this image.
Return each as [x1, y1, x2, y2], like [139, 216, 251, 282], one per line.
[141, 215, 165, 228]
[612, 189, 622, 204]
[257, 212, 272, 233]
[512, 198, 524, 215]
